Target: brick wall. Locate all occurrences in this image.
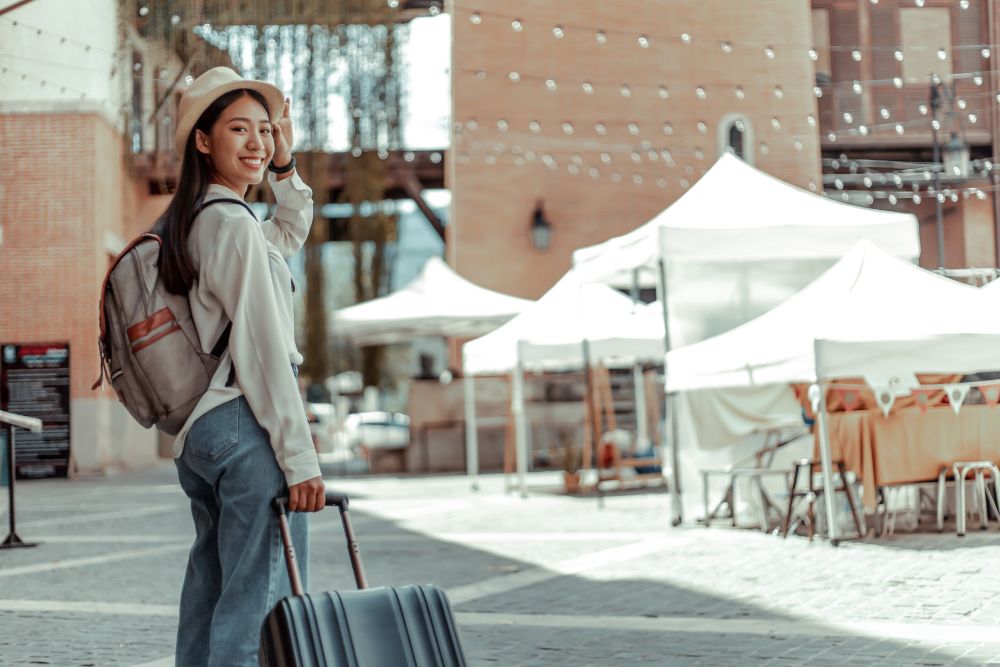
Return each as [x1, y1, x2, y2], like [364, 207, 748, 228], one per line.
[0, 111, 157, 473]
[449, 0, 823, 299]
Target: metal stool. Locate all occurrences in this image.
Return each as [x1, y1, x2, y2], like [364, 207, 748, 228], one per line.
[781, 459, 864, 541]
[939, 461, 1000, 537]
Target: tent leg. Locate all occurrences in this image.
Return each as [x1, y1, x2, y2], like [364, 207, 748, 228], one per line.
[463, 373, 479, 491]
[669, 392, 683, 526]
[513, 346, 528, 498]
[813, 344, 840, 546]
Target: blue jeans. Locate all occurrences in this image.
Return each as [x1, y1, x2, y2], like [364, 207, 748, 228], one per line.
[174, 396, 309, 667]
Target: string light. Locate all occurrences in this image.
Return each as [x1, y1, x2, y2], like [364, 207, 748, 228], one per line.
[595, 31, 607, 44]
[512, 19, 523, 32]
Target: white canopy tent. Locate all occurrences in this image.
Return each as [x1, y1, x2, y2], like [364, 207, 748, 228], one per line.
[574, 153, 921, 348]
[462, 270, 665, 493]
[571, 153, 920, 523]
[332, 257, 532, 345]
[665, 241, 1000, 542]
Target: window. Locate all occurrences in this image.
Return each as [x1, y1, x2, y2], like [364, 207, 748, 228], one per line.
[718, 114, 753, 164]
[900, 8, 952, 80]
[131, 51, 144, 154]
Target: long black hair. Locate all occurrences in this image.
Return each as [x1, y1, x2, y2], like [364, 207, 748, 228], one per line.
[157, 88, 271, 295]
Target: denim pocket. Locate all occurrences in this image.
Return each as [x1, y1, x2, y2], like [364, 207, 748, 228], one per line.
[185, 398, 240, 461]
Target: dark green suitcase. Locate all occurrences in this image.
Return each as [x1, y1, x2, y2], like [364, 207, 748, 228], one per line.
[259, 492, 468, 667]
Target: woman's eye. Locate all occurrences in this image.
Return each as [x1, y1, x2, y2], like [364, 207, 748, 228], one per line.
[260, 128, 272, 134]
[232, 127, 247, 133]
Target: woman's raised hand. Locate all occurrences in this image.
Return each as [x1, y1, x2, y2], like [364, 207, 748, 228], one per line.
[272, 97, 294, 167]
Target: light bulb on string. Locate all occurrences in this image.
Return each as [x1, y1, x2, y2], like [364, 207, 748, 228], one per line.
[595, 31, 607, 44]
[721, 41, 733, 54]
[694, 148, 705, 160]
[600, 152, 611, 164]
[571, 153, 583, 165]
[496, 119, 508, 132]
[978, 190, 987, 200]
[545, 79, 557, 91]
[620, 84, 632, 97]
[918, 102, 928, 115]
[896, 124, 905, 135]
[932, 119, 941, 130]
[794, 138, 803, 150]
[835, 178, 844, 190]
[863, 176, 873, 188]
[893, 77, 903, 89]
[138, 5, 149, 16]
[612, 171, 623, 183]
[937, 47, 948, 61]
[983, 48, 992, 59]
[657, 178, 668, 188]
[529, 120, 540, 133]
[663, 122, 674, 135]
[961, 0, 969, 8]
[894, 50, 904, 62]
[814, 86, 823, 98]
[913, 194, 922, 204]
[957, 99, 967, 110]
[681, 33, 692, 45]
[638, 35, 649, 48]
[843, 112, 854, 124]
[853, 80, 863, 94]
[582, 81, 594, 94]
[628, 122, 640, 135]
[633, 174, 644, 185]
[525, 150, 537, 161]
[508, 71, 521, 82]
[697, 121, 708, 134]
[771, 117, 781, 130]
[851, 49, 862, 62]
[880, 107, 890, 120]
[680, 178, 690, 188]
[859, 125, 869, 136]
[809, 48, 818, 61]
[648, 150, 659, 161]
[474, 70, 486, 79]
[658, 85, 669, 99]
[915, 0, 925, 7]
[562, 122, 574, 134]
[466, 118, 478, 130]
[469, 12, 482, 24]
[695, 86, 707, 99]
[809, 181, 818, 192]
[631, 151, 642, 163]
[589, 168, 601, 179]
[760, 142, 769, 155]
[970, 113, 978, 124]
[511, 19, 522, 32]
[974, 73, 984, 86]
[764, 45, 775, 59]
[594, 122, 606, 135]
[484, 154, 496, 165]
[774, 86, 784, 99]
[735, 86, 746, 100]
[828, 132, 837, 142]
[552, 25, 565, 38]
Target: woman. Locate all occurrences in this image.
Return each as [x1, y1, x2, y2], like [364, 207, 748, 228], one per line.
[156, 66, 325, 666]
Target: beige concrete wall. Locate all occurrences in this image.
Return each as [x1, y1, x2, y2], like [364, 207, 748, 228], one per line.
[449, 0, 822, 298]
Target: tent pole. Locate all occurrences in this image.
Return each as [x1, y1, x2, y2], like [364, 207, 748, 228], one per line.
[462, 364, 479, 491]
[813, 341, 841, 546]
[513, 341, 529, 498]
[658, 259, 683, 526]
[634, 364, 648, 451]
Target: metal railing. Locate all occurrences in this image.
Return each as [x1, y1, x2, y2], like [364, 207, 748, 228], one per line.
[0, 410, 42, 550]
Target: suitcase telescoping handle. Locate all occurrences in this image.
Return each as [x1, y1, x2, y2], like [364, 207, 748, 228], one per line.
[273, 489, 369, 596]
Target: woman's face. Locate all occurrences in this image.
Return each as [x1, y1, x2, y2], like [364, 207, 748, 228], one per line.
[195, 93, 274, 195]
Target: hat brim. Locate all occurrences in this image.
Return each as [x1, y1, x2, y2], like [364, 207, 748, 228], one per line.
[174, 79, 285, 157]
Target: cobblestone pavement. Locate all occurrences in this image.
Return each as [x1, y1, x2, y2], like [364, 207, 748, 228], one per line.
[3, 463, 1000, 665]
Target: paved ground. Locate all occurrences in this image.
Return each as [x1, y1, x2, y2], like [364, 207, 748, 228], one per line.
[2, 462, 1000, 665]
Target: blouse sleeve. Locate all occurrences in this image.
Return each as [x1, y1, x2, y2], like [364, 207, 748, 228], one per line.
[260, 170, 314, 258]
[203, 209, 321, 486]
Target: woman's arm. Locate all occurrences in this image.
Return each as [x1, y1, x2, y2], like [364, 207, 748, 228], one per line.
[204, 211, 321, 487]
[261, 170, 313, 258]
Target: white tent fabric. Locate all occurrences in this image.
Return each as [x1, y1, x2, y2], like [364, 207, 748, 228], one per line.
[573, 152, 920, 287]
[665, 240, 1000, 391]
[333, 257, 531, 345]
[462, 269, 665, 494]
[463, 270, 664, 376]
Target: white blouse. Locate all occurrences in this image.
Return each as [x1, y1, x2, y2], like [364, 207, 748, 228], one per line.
[171, 171, 321, 486]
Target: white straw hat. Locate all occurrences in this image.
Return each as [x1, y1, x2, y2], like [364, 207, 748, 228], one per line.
[174, 66, 285, 156]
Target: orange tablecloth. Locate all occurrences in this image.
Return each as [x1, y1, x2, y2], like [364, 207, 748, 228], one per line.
[824, 404, 1000, 512]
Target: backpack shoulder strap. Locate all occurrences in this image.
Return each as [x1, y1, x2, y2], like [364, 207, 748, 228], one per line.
[191, 196, 258, 223]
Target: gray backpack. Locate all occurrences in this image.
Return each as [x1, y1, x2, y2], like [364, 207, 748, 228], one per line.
[92, 197, 254, 434]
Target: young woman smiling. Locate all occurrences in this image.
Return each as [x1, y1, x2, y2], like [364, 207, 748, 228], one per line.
[155, 67, 325, 666]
